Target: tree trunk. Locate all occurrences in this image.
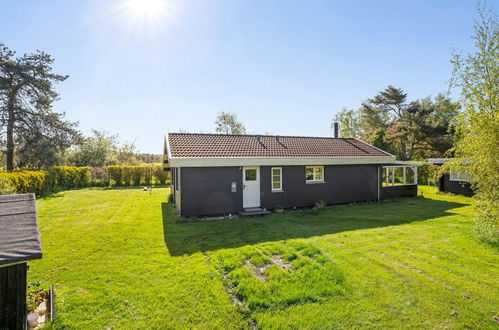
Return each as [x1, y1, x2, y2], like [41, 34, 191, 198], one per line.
[400, 139, 407, 161]
[6, 89, 18, 171]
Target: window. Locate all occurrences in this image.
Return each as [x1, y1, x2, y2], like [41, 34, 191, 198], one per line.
[450, 170, 470, 182]
[271, 167, 282, 191]
[245, 169, 257, 181]
[306, 166, 324, 183]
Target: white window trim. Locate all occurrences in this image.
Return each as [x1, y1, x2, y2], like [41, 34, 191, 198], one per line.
[450, 170, 470, 182]
[306, 166, 325, 183]
[382, 165, 418, 187]
[271, 167, 283, 192]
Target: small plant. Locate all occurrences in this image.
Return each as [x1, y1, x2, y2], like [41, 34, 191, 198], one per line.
[275, 205, 285, 214]
[314, 200, 326, 209]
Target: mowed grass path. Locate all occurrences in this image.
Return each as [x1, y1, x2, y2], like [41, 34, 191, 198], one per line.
[29, 186, 498, 328]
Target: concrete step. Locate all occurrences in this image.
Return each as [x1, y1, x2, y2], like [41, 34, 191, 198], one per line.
[240, 207, 271, 217]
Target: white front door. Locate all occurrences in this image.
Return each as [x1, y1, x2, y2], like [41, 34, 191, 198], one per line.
[243, 167, 260, 208]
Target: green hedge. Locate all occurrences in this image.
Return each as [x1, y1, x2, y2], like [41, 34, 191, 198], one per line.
[0, 171, 48, 195]
[107, 165, 168, 186]
[48, 166, 92, 189]
[0, 165, 170, 195]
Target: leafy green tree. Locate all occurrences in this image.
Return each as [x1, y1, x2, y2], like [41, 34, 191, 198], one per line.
[447, 4, 498, 242]
[69, 129, 119, 167]
[369, 129, 391, 152]
[331, 108, 362, 138]
[214, 111, 246, 134]
[116, 140, 139, 165]
[0, 43, 79, 170]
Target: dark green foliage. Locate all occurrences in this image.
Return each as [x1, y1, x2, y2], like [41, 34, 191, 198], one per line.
[332, 89, 460, 160]
[0, 42, 79, 170]
[369, 128, 391, 153]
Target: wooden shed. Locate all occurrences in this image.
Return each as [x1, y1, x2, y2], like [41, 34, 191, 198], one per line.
[0, 194, 43, 330]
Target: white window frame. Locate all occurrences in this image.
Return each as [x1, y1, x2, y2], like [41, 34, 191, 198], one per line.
[306, 166, 325, 183]
[450, 170, 470, 182]
[271, 167, 283, 192]
[382, 165, 418, 186]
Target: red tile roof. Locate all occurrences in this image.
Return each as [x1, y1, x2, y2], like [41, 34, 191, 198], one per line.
[167, 133, 392, 158]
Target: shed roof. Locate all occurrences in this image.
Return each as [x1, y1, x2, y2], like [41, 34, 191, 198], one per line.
[0, 194, 42, 267]
[166, 133, 393, 158]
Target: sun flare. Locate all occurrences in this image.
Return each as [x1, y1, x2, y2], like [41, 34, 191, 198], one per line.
[126, 0, 166, 17]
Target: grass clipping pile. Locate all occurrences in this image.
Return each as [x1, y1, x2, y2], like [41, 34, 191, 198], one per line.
[214, 241, 345, 313]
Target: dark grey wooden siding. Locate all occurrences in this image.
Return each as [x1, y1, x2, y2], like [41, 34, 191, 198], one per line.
[381, 184, 417, 200]
[179, 165, 380, 216]
[180, 167, 243, 216]
[439, 174, 474, 197]
[0, 263, 27, 330]
[260, 165, 379, 209]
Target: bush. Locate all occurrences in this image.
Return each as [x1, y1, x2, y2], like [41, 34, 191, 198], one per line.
[47, 166, 91, 189]
[108, 166, 124, 186]
[0, 176, 15, 195]
[155, 167, 168, 185]
[416, 163, 440, 185]
[88, 167, 109, 186]
[0, 164, 169, 195]
[122, 166, 133, 186]
[132, 167, 142, 186]
[0, 171, 48, 195]
[144, 166, 153, 185]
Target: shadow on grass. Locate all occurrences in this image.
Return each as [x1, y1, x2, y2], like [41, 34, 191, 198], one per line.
[162, 196, 467, 256]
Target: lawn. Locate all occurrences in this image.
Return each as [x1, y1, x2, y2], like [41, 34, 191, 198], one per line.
[29, 186, 498, 329]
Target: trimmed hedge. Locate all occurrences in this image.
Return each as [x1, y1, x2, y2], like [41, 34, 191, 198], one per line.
[0, 165, 170, 196]
[0, 171, 48, 195]
[107, 165, 167, 186]
[48, 166, 92, 189]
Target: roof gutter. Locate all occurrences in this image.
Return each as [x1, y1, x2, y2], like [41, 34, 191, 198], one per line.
[168, 155, 396, 167]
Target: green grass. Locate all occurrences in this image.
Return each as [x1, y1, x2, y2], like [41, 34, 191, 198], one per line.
[29, 186, 499, 329]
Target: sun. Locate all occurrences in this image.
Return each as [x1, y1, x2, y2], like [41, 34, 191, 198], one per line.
[126, 0, 166, 18]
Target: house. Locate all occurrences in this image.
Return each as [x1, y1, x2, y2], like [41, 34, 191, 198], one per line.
[0, 194, 43, 329]
[428, 158, 474, 197]
[163, 131, 421, 217]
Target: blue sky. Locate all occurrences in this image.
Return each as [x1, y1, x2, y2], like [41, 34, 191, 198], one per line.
[0, 0, 491, 153]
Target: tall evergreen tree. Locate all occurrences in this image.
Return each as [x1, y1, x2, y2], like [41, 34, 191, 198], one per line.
[0, 43, 79, 170]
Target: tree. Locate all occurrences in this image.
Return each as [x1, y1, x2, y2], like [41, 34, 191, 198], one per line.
[361, 86, 410, 158]
[214, 111, 246, 134]
[116, 140, 138, 165]
[369, 129, 391, 152]
[359, 87, 459, 160]
[0, 43, 79, 170]
[69, 129, 119, 167]
[447, 3, 498, 242]
[331, 108, 362, 138]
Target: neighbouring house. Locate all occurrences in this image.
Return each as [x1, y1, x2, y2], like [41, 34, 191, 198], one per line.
[163, 130, 421, 217]
[0, 194, 43, 329]
[428, 158, 474, 197]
